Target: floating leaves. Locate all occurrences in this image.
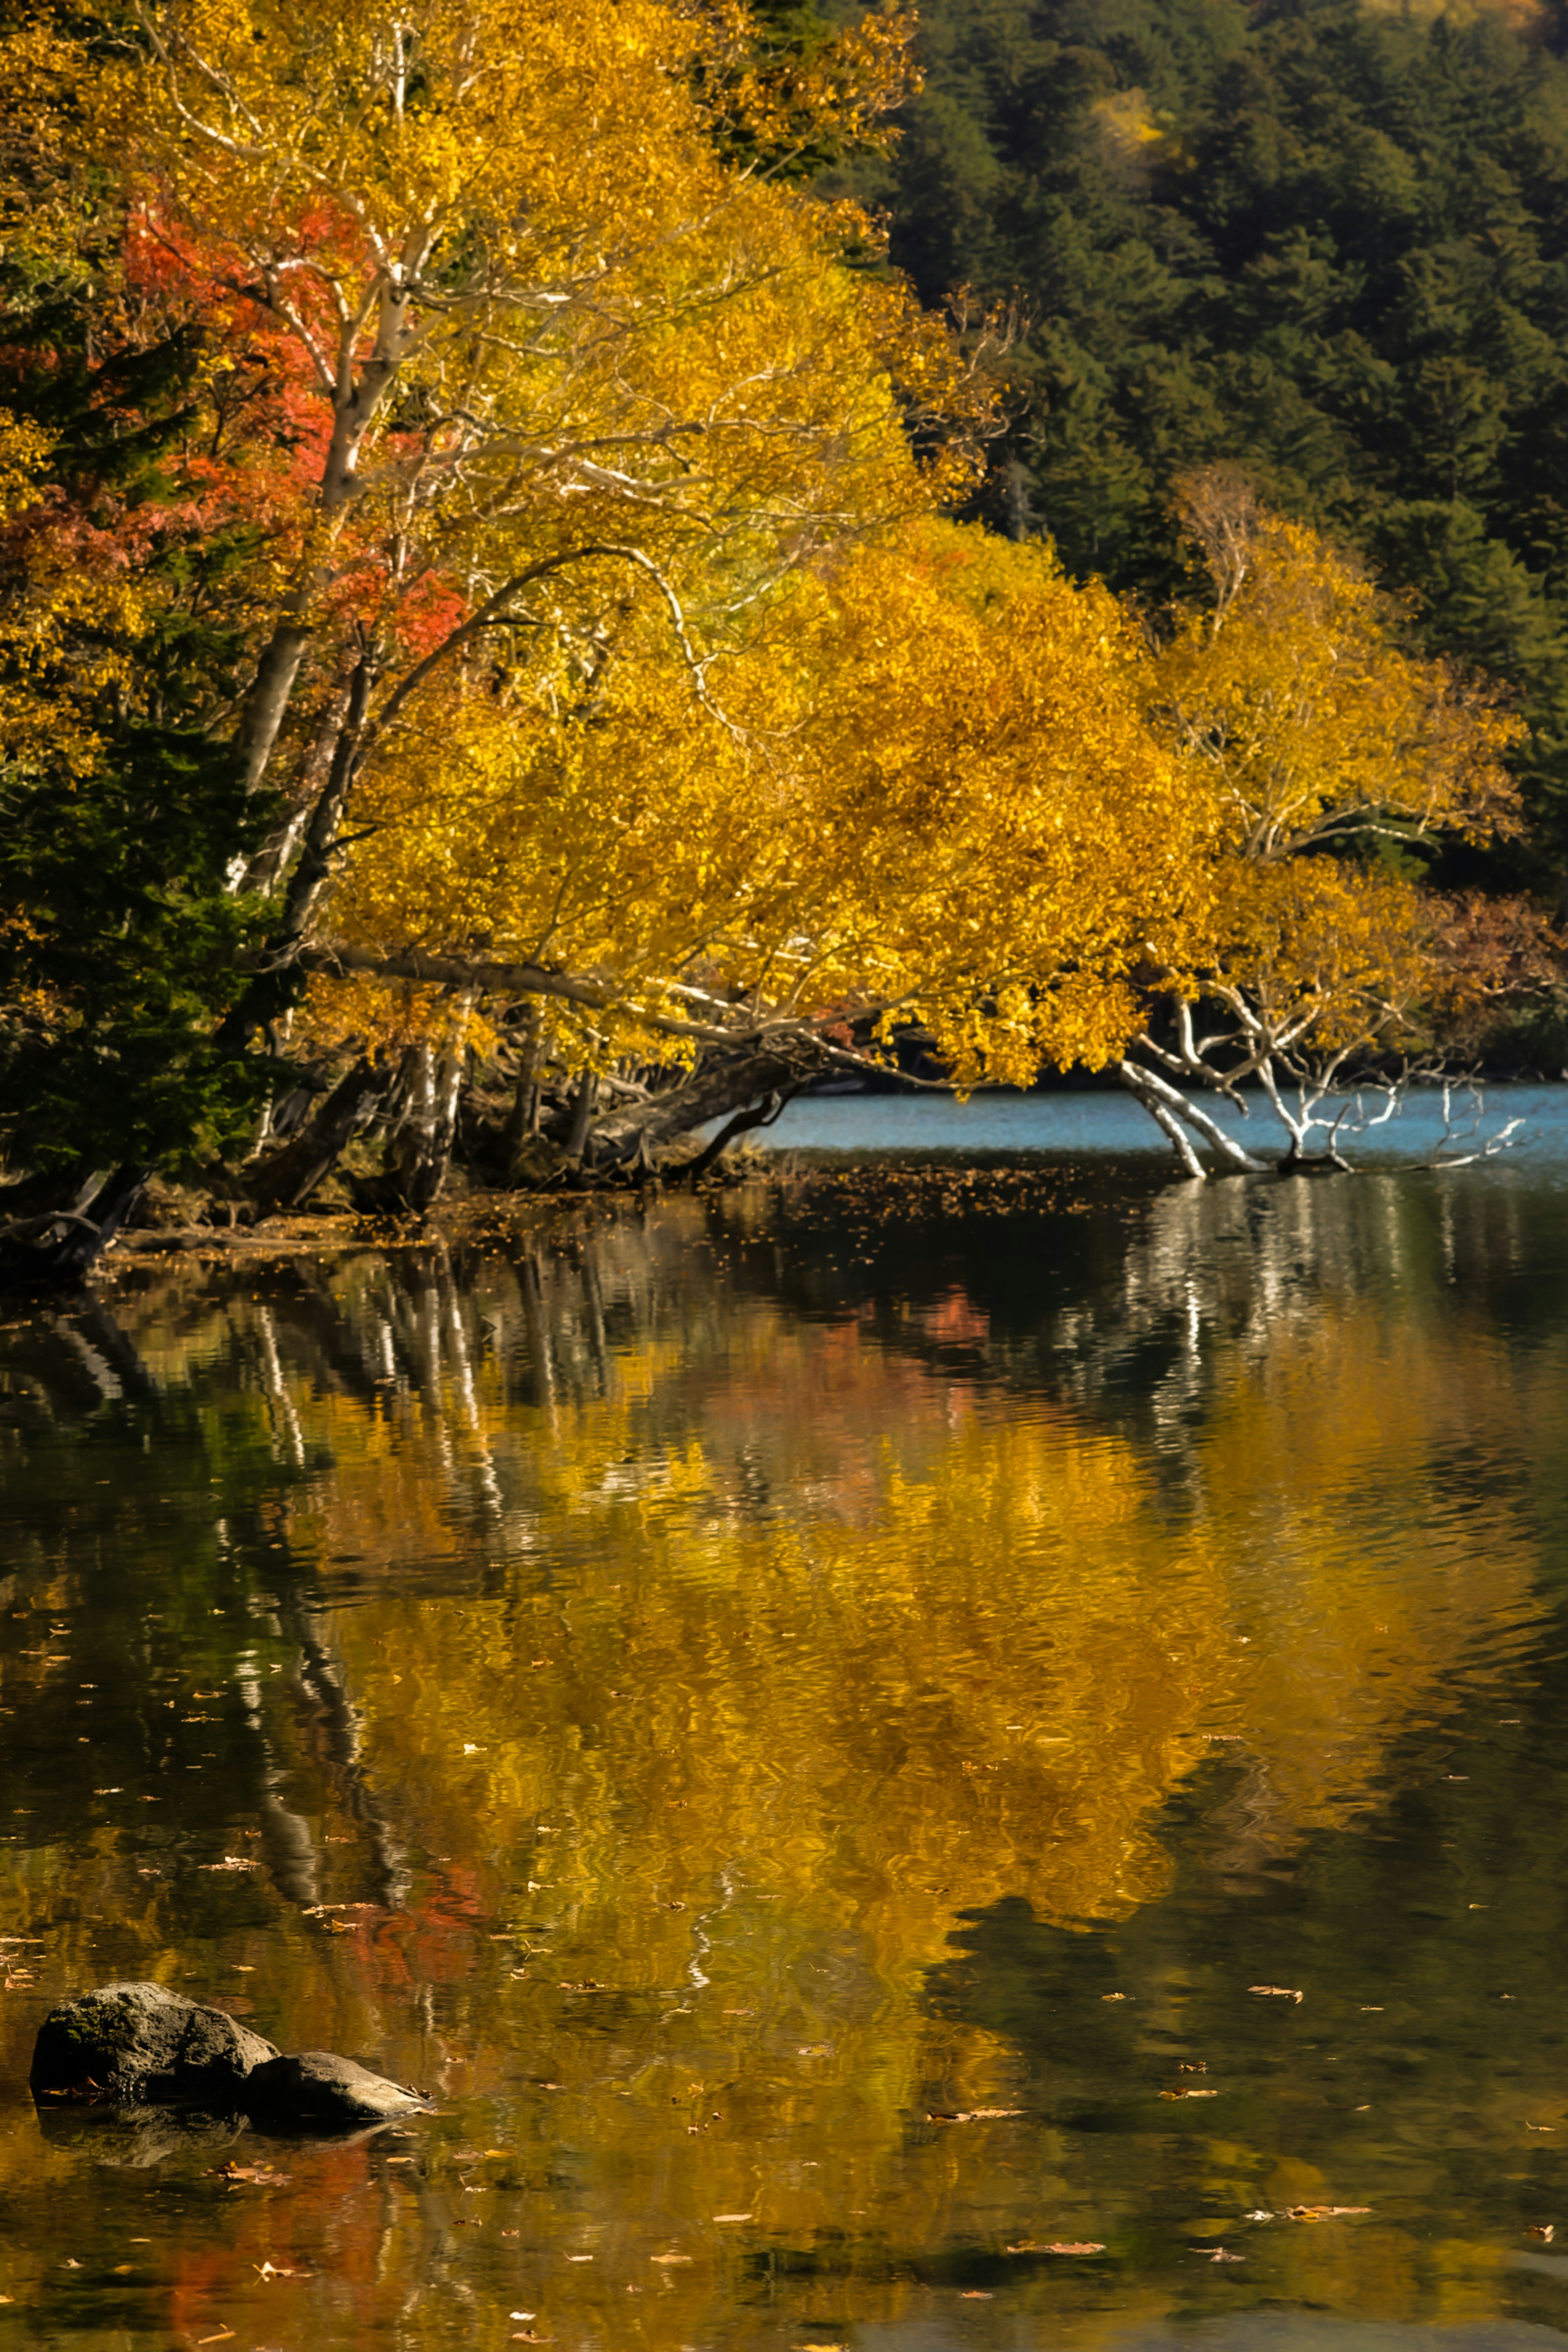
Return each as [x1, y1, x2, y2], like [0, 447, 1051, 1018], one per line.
[1527, 2225, 1557, 2241]
[1249, 1985, 1303, 2002]
[1159, 2087, 1219, 2099]
[207, 2161, 290, 2187]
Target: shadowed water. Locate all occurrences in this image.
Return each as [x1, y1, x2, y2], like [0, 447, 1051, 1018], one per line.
[1, 1154, 1567, 2350]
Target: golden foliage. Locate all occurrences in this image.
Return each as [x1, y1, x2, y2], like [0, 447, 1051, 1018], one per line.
[1153, 492, 1522, 862]
[317, 522, 1219, 1085]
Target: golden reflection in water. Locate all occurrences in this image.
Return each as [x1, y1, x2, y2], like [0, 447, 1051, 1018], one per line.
[0, 1175, 1559, 2350]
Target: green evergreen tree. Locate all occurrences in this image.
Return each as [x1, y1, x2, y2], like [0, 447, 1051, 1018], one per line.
[845, 0, 1568, 894]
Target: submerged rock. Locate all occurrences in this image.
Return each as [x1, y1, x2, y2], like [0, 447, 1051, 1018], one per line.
[30, 1982, 277, 2105]
[242, 2050, 425, 2127]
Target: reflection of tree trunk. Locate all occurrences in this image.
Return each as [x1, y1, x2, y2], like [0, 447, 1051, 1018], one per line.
[290, 1606, 411, 1910]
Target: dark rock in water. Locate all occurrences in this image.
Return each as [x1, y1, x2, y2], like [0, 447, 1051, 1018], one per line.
[30, 1985, 425, 2137]
[242, 2050, 425, 2127]
[30, 1982, 277, 2105]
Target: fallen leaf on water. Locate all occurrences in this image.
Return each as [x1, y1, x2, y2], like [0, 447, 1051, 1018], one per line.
[1282, 2206, 1370, 2222]
[209, 2161, 289, 2186]
[650, 2253, 693, 2265]
[1178, 2062, 1207, 2074]
[713, 2213, 753, 2223]
[1101, 1993, 1127, 2002]
[959, 2290, 993, 2298]
[1527, 2225, 1556, 2241]
[196, 2332, 236, 2346]
[566, 2254, 592, 2263]
[252, 2261, 310, 2280]
[510, 2314, 535, 2322]
[64, 2259, 80, 2269]
[1250, 1986, 1303, 2003]
[797, 2044, 831, 2057]
[1045, 2242, 1106, 2255]
[1191, 2248, 1244, 2263]
[1159, 2088, 1219, 2099]
[1527, 2125, 1557, 2134]
[1005, 2241, 1041, 2254]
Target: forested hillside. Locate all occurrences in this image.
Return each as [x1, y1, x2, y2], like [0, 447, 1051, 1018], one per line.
[840, 0, 1568, 892]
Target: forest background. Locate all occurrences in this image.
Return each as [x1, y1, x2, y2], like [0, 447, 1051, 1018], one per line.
[4, 0, 1568, 1274]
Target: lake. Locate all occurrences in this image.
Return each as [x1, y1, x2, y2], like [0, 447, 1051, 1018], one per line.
[3, 1123, 1568, 2351]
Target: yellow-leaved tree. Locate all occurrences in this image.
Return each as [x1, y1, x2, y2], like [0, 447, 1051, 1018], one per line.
[305, 519, 1220, 1190]
[0, 0, 1231, 1230]
[1120, 472, 1526, 1173]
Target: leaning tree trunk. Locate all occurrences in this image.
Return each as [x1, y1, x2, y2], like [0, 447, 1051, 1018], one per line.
[580, 1038, 829, 1171]
[0, 1162, 149, 1290]
[246, 1056, 392, 1215]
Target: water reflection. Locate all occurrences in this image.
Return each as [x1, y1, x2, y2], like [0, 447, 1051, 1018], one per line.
[0, 1166, 1565, 2349]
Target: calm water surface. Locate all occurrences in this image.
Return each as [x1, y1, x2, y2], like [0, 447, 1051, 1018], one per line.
[2, 1144, 1568, 2352]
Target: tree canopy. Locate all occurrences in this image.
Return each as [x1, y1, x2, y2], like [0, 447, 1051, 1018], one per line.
[0, 0, 1558, 1244]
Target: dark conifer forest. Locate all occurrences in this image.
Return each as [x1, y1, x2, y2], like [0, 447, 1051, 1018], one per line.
[840, 0, 1568, 892]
